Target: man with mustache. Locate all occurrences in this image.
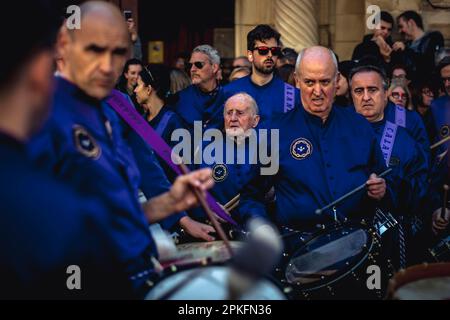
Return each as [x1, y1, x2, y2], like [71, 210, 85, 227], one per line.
[239, 46, 392, 231]
[171, 45, 226, 133]
[224, 25, 300, 127]
[28, 1, 215, 298]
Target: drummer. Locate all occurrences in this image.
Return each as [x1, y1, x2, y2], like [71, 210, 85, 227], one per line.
[239, 46, 394, 230]
[191, 92, 261, 224]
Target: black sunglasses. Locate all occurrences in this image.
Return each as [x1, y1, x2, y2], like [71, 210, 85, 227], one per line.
[187, 61, 207, 70]
[253, 46, 282, 57]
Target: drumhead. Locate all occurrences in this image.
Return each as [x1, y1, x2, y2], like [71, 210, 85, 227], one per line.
[145, 266, 286, 300]
[163, 241, 243, 268]
[285, 223, 373, 291]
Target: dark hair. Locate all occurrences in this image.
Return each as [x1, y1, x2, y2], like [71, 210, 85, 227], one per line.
[380, 11, 394, 26]
[280, 48, 298, 65]
[123, 58, 143, 74]
[0, 0, 61, 89]
[349, 65, 389, 90]
[247, 24, 281, 51]
[140, 64, 177, 105]
[397, 10, 423, 30]
[389, 63, 411, 79]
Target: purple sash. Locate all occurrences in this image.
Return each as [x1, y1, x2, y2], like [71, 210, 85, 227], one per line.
[380, 121, 398, 167]
[107, 90, 237, 225]
[394, 105, 406, 128]
[284, 84, 295, 113]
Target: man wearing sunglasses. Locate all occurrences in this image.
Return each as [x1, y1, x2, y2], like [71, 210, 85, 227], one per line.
[171, 45, 226, 133]
[224, 24, 300, 127]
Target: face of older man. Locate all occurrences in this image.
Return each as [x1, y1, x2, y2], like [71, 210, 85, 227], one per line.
[224, 95, 260, 137]
[189, 52, 218, 90]
[295, 48, 338, 120]
[59, 8, 130, 100]
[351, 71, 388, 123]
[441, 64, 450, 95]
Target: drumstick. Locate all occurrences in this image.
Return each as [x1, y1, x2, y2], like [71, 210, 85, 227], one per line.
[227, 200, 240, 213]
[315, 168, 393, 216]
[224, 194, 240, 210]
[430, 136, 450, 150]
[441, 185, 449, 221]
[178, 163, 233, 256]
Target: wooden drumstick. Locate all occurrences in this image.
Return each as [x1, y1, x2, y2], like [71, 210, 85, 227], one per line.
[178, 163, 233, 256]
[315, 168, 393, 216]
[441, 185, 449, 221]
[430, 136, 450, 150]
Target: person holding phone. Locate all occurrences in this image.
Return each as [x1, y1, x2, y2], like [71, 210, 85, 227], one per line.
[124, 10, 142, 60]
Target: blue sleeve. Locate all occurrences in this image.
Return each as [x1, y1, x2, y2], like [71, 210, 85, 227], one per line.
[238, 169, 273, 225]
[410, 111, 431, 169]
[125, 126, 186, 231]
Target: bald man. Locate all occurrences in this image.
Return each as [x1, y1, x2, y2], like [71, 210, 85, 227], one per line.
[240, 46, 393, 232]
[190, 93, 261, 224]
[28, 1, 214, 297]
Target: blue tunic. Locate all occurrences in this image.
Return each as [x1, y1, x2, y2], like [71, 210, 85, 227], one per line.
[0, 132, 131, 299]
[170, 84, 226, 132]
[192, 134, 259, 223]
[370, 120, 429, 214]
[385, 102, 431, 167]
[430, 95, 450, 149]
[28, 77, 156, 288]
[239, 105, 393, 229]
[223, 75, 300, 127]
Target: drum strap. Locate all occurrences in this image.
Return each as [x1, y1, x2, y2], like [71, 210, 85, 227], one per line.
[394, 105, 406, 128]
[380, 121, 398, 167]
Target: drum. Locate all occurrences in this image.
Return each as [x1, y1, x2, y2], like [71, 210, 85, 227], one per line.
[387, 263, 450, 300]
[278, 221, 394, 300]
[145, 266, 287, 300]
[161, 241, 244, 269]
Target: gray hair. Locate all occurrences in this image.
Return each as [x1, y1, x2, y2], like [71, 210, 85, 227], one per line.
[224, 92, 259, 116]
[192, 45, 221, 66]
[295, 47, 338, 77]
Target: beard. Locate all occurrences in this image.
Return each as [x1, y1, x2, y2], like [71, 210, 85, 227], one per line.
[254, 59, 275, 75]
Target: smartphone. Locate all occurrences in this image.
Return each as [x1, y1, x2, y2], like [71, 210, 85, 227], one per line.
[124, 10, 132, 20]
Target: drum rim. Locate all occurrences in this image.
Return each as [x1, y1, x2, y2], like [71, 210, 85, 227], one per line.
[145, 265, 288, 300]
[284, 221, 376, 292]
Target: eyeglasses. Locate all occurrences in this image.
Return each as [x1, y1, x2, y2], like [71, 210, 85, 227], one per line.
[187, 61, 207, 70]
[442, 77, 450, 83]
[253, 46, 282, 57]
[422, 89, 434, 97]
[391, 92, 407, 100]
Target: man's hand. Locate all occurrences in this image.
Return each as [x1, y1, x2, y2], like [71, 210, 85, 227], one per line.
[366, 173, 386, 201]
[143, 168, 214, 223]
[432, 208, 450, 235]
[167, 168, 214, 213]
[180, 216, 215, 241]
[392, 41, 406, 52]
[374, 36, 393, 61]
[126, 18, 138, 42]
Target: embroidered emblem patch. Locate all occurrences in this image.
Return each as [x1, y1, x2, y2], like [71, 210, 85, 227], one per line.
[290, 138, 313, 160]
[440, 125, 449, 138]
[212, 164, 228, 182]
[73, 125, 101, 159]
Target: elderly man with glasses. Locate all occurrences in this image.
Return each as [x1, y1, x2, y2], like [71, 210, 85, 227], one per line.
[224, 25, 300, 127]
